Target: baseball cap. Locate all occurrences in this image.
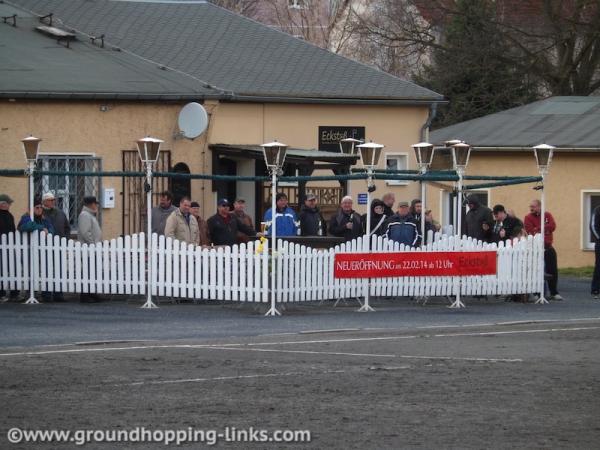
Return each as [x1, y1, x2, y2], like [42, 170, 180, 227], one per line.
[398, 201, 409, 207]
[190, 201, 200, 208]
[0, 194, 14, 203]
[217, 198, 230, 207]
[42, 192, 55, 201]
[305, 193, 317, 201]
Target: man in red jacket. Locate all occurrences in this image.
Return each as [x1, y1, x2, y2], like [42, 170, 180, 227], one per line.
[524, 199, 562, 300]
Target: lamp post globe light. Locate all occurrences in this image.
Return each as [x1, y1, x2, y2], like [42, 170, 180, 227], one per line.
[442, 140, 463, 230]
[136, 136, 163, 309]
[339, 137, 362, 156]
[261, 141, 288, 317]
[21, 136, 42, 304]
[532, 143, 555, 305]
[356, 141, 384, 313]
[449, 141, 472, 309]
[412, 142, 435, 246]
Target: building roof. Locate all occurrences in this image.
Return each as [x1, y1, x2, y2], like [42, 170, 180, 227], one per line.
[430, 96, 600, 150]
[0, 3, 220, 100]
[9, 0, 443, 104]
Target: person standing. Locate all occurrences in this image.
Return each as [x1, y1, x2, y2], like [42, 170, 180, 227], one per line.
[164, 197, 199, 245]
[151, 191, 177, 236]
[263, 193, 297, 237]
[299, 194, 326, 236]
[382, 192, 396, 218]
[78, 196, 102, 245]
[0, 194, 19, 301]
[590, 203, 600, 299]
[42, 192, 70, 239]
[463, 195, 494, 242]
[190, 201, 211, 246]
[384, 201, 420, 247]
[524, 199, 562, 301]
[232, 198, 255, 243]
[329, 196, 363, 242]
[208, 199, 259, 246]
[410, 199, 435, 246]
[361, 199, 387, 237]
[490, 204, 523, 244]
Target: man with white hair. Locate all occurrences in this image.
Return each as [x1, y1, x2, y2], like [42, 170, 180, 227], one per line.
[42, 192, 70, 239]
[329, 196, 363, 242]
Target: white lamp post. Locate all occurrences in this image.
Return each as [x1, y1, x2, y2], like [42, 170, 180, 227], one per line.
[533, 143, 555, 305]
[261, 140, 288, 317]
[445, 139, 463, 232]
[449, 141, 471, 309]
[356, 141, 384, 313]
[412, 142, 435, 246]
[22, 136, 41, 304]
[136, 136, 163, 309]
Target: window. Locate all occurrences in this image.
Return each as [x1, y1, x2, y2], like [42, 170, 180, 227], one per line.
[288, 0, 308, 9]
[35, 155, 102, 233]
[385, 153, 409, 186]
[582, 191, 600, 250]
[441, 189, 490, 231]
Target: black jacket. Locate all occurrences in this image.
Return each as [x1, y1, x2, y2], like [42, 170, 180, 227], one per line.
[591, 205, 600, 242]
[0, 209, 15, 235]
[298, 205, 326, 236]
[44, 207, 70, 238]
[207, 213, 256, 246]
[491, 216, 523, 244]
[329, 209, 363, 242]
[463, 201, 494, 242]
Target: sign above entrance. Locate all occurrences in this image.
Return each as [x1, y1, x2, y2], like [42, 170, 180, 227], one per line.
[318, 126, 365, 152]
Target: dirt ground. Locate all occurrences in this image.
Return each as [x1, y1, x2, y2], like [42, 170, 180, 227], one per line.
[1, 320, 600, 449]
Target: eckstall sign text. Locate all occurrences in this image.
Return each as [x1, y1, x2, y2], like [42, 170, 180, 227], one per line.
[334, 252, 497, 278]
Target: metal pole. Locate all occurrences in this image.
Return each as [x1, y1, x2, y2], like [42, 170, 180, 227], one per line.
[536, 172, 549, 304]
[266, 169, 281, 316]
[141, 162, 158, 309]
[450, 169, 465, 308]
[420, 169, 426, 246]
[358, 169, 375, 312]
[25, 162, 39, 304]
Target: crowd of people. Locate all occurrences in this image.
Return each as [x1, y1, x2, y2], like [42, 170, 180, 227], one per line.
[2, 188, 599, 303]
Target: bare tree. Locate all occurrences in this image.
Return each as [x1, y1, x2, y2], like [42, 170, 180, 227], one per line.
[209, 0, 261, 17]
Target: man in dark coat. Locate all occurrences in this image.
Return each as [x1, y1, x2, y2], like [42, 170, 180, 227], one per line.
[490, 204, 523, 244]
[42, 192, 70, 239]
[0, 194, 18, 301]
[329, 196, 363, 242]
[299, 194, 326, 236]
[463, 195, 494, 242]
[207, 198, 259, 246]
[410, 199, 435, 246]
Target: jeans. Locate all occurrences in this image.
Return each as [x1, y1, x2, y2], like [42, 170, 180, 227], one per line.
[592, 242, 600, 294]
[544, 246, 559, 296]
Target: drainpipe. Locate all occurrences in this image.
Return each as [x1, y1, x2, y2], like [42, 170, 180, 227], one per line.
[420, 103, 438, 142]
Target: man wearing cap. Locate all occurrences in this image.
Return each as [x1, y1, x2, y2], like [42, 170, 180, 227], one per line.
[0, 194, 19, 301]
[165, 197, 199, 245]
[78, 196, 102, 245]
[208, 199, 260, 246]
[463, 195, 494, 242]
[490, 204, 523, 244]
[384, 201, 420, 247]
[299, 194, 326, 236]
[232, 198, 255, 243]
[263, 193, 298, 237]
[42, 192, 70, 239]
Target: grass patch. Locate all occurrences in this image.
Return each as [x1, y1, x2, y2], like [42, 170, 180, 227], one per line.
[559, 266, 594, 278]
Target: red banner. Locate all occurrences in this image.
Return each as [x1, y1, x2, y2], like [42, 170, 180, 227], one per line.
[334, 251, 497, 278]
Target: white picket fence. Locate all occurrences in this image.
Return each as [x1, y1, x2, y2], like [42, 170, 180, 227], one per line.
[0, 231, 543, 304]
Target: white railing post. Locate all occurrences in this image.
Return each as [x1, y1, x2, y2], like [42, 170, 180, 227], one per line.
[141, 162, 158, 309]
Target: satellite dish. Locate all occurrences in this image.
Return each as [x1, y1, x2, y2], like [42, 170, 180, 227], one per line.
[178, 102, 208, 139]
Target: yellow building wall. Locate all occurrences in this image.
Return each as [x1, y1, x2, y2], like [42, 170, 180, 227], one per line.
[426, 151, 600, 268]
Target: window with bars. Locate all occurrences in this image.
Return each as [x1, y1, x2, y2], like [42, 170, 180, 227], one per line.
[583, 191, 600, 249]
[34, 155, 102, 233]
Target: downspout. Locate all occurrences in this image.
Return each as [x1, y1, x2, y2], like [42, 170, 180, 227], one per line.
[420, 103, 438, 142]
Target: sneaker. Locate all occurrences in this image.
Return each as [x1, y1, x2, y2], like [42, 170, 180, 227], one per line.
[550, 294, 563, 301]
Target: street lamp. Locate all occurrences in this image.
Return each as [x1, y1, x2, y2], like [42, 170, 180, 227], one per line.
[412, 142, 435, 246]
[136, 136, 163, 309]
[356, 141, 384, 313]
[21, 136, 41, 305]
[533, 143, 555, 305]
[261, 140, 288, 317]
[449, 141, 471, 309]
[339, 137, 362, 156]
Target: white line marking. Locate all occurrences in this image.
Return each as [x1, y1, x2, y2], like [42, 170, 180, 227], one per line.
[207, 346, 522, 363]
[117, 370, 346, 387]
[0, 326, 598, 357]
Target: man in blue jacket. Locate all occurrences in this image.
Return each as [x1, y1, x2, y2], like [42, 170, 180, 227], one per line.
[263, 193, 298, 237]
[384, 201, 420, 247]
